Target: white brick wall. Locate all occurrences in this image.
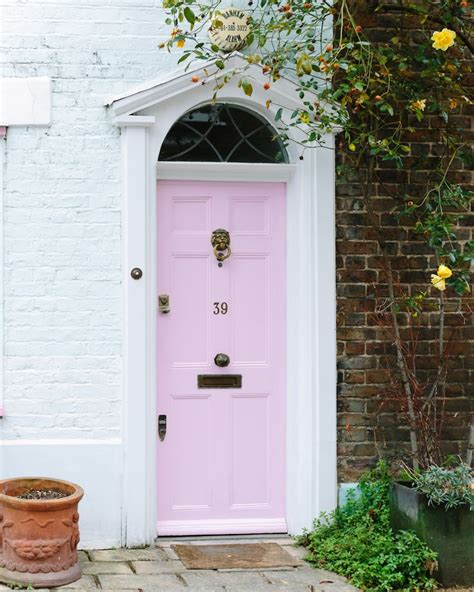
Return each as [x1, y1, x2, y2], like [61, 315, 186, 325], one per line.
[0, 0, 178, 440]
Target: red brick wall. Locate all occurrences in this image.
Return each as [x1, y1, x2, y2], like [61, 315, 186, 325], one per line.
[336, 2, 473, 481]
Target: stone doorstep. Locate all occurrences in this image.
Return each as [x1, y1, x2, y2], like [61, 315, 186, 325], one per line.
[157, 535, 295, 547]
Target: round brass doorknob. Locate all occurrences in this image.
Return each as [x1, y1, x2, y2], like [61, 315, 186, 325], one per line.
[214, 353, 230, 368]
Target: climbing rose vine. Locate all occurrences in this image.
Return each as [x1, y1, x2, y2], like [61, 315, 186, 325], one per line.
[162, 0, 474, 469]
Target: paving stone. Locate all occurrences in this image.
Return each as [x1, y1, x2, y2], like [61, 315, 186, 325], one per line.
[181, 569, 268, 588]
[217, 566, 294, 572]
[98, 573, 185, 590]
[66, 543, 359, 592]
[181, 589, 225, 592]
[225, 586, 312, 592]
[160, 545, 180, 560]
[165, 547, 180, 560]
[131, 559, 185, 574]
[53, 575, 98, 589]
[283, 545, 309, 560]
[264, 567, 358, 590]
[81, 561, 133, 575]
[89, 547, 167, 562]
[0, 588, 50, 592]
[78, 550, 91, 562]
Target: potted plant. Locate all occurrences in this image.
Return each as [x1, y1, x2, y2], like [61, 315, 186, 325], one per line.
[0, 477, 83, 589]
[390, 463, 473, 586]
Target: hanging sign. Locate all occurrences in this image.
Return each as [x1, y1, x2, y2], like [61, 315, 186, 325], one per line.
[208, 9, 251, 52]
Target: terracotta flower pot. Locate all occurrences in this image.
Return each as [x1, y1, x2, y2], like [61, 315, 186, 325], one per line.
[0, 477, 84, 589]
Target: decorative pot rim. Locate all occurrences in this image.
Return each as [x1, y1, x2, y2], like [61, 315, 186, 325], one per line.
[0, 477, 84, 511]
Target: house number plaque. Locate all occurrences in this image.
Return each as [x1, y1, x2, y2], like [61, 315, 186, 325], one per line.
[208, 9, 251, 53]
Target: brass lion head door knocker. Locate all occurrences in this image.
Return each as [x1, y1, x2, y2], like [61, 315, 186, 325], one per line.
[211, 229, 231, 267]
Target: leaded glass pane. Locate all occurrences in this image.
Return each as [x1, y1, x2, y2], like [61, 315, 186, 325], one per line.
[159, 104, 288, 164]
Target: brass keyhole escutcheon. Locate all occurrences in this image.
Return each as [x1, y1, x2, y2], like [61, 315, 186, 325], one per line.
[214, 353, 230, 368]
[158, 294, 170, 314]
[211, 229, 231, 267]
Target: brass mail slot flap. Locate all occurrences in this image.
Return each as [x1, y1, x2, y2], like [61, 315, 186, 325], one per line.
[198, 374, 242, 389]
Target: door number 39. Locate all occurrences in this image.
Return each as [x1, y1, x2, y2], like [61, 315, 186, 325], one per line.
[213, 302, 228, 315]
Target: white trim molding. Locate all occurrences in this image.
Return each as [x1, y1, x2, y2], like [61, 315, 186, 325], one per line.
[156, 162, 296, 182]
[157, 518, 287, 537]
[0, 128, 4, 418]
[109, 55, 337, 546]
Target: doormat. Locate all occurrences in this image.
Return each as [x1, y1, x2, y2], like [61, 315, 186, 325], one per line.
[172, 542, 302, 570]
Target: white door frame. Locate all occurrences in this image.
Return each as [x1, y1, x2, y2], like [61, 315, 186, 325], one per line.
[107, 56, 337, 546]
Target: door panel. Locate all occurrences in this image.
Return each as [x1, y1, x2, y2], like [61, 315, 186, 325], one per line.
[156, 180, 286, 536]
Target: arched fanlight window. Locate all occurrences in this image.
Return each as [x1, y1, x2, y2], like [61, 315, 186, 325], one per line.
[159, 104, 288, 164]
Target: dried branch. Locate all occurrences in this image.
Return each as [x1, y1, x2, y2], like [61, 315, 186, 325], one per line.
[386, 260, 420, 471]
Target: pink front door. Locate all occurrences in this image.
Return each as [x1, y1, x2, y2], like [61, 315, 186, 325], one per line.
[156, 180, 286, 536]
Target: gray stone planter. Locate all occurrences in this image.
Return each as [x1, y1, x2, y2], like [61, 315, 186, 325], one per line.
[390, 482, 473, 586]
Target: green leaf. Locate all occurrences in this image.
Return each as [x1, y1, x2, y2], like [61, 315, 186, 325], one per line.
[215, 59, 225, 70]
[275, 107, 283, 121]
[183, 6, 195, 25]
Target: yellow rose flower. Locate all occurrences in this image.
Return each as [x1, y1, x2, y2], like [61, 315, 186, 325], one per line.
[437, 264, 452, 279]
[431, 28, 456, 51]
[177, 39, 185, 48]
[412, 99, 426, 111]
[431, 274, 446, 291]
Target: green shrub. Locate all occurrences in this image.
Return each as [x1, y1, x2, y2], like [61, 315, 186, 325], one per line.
[408, 463, 473, 510]
[299, 462, 438, 592]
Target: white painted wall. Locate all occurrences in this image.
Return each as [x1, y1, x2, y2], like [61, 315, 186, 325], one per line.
[0, 0, 178, 442]
[0, 0, 181, 548]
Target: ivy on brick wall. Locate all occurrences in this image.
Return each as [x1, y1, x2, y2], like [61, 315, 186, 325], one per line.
[162, 0, 473, 471]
